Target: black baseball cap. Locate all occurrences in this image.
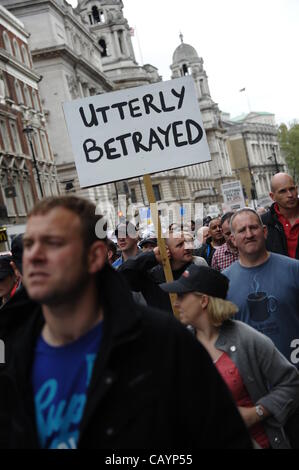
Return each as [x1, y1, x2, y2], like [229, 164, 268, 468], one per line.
[0, 255, 14, 281]
[139, 237, 157, 248]
[160, 264, 229, 299]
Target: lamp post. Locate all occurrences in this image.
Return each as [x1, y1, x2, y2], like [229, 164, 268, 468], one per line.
[23, 126, 44, 198]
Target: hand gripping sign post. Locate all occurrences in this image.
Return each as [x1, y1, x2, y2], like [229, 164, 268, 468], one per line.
[63, 76, 211, 317]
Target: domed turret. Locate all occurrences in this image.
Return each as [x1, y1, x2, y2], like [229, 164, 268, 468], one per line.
[172, 36, 199, 64]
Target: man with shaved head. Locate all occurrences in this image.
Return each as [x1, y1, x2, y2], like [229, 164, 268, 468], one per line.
[262, 173, 299, 259]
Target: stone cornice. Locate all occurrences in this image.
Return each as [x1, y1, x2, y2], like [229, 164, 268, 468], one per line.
[0, 48, 41, 82]
[6, 0, 97, 44]
[0, 4, 29, 38]
[31, 45, 114, 89]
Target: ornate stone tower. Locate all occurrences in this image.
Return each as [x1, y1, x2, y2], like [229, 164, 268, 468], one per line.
[171, 34, 234, 208]
[77, 0, 160, 89]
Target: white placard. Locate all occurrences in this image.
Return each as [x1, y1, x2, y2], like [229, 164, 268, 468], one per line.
[63, 76, 211, 188]
[221, 180, 246, 211]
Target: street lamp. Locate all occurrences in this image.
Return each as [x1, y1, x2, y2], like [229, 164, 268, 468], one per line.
[23, 125, 44, 198]
[267, 146, 279, 174]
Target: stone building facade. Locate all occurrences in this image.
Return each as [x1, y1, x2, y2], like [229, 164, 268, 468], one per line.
[168, 34, 235, 211]
[3, 0, 161, 214]
[223, 112, 286, 208]
[0, 4, 58, 231]
[123, 35, 236, 219]
[1, 0, 287, 225]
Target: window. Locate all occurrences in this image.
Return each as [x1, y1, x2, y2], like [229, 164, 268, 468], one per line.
[9, 121, 22, 153]
[23, 85, 31, 107]
[23, 179, 34, 211]
[1, 178, 15, 216]
[21, 45, 30, 67]
[40, 132, 50, 160]
[92, 6, 100, 23]
[32, 89, 40, 111]
[0, 73, 6, 98]
[14, 179, 26, 216]
[3, 31, 12, 55]
[182, 64, 189, 76]
[98, 38, 108, 57]
[153, 184, 162, 201]
[32, 130, 43, 160]
[14, 80, 23, 104]
[200, 79, 205, 96]
[13, 39, 21, 61]
[118, 31, 124, 54]
[0, 119, 12, 151]
[131, 188, 137, 203]
[90, 7, 105, 24]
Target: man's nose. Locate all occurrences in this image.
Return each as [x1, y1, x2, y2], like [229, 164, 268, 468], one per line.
[25, 242, 46, 261]
[245, 227, 254, 237]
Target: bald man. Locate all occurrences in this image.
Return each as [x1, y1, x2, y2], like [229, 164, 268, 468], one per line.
[261, 173, 299, 259]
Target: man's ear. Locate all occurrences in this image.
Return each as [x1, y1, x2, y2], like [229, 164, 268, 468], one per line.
[269, 191, 275, 202]
[88, 241, 108, 274]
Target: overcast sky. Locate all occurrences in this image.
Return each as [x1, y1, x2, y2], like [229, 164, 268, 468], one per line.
[70, 0, 299, 126]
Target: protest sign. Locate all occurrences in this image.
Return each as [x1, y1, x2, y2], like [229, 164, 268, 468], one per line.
[63, 76, 211, 188]
[221, 180, 245, 211]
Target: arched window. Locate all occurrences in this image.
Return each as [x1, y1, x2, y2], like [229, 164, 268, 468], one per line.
[13, 39, 21, 61]
[182, 64, 189, 76]
[3, 31, 12, 55]
[118, 30, 124, 54]
[0, 72, 6, 99]
[40, 132, 51, 160]
[14, 80, 22, 104]
[98, 38, 107, 57]
[21, 44, 30, 67]
[32, 89, 40, 110]
[92, 6, 100, 23]
[23, 84, 31, 107]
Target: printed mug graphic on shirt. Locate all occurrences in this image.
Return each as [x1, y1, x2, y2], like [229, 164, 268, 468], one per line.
[247, 275, 278, 322]
[35, 353, 96, 449]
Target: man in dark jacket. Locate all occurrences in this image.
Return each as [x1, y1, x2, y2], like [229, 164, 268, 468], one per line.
[262, 173, 299, 259]
[194, 217, 225, 265]
[0, 196, 251, 449]
[118, 230, 206, 312]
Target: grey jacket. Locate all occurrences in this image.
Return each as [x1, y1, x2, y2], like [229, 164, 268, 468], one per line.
[215, 320, 299, 449]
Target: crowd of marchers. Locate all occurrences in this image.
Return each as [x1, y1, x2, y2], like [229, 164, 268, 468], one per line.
[0, 172, 299, 450]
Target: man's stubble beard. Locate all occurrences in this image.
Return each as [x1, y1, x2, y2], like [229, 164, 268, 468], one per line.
[39, 258, 91, 308]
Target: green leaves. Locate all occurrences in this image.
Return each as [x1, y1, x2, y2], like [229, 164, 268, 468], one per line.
[278, 122, 299, 181]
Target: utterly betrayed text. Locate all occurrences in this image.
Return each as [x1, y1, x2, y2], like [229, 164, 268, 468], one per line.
[83, 119, 203, 163]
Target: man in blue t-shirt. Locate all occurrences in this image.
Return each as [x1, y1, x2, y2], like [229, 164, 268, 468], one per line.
[0, 196, 252, 450]
[224, 208, 299, 367]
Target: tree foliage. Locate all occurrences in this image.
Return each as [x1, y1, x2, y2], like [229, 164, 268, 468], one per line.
[278, 122, 299, 182]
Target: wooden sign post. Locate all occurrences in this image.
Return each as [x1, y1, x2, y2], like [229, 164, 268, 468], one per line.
[63, 76, 212, 318]
[143, 174, 179, 318]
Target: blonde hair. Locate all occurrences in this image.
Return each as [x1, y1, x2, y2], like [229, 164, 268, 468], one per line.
[194, 292, 238, 327]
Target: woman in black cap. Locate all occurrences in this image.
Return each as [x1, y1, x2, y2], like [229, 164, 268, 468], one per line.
[161, 265, 299, 449]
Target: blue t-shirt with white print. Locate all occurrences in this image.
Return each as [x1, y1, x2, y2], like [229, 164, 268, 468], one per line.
[223, 253, 299, 366]
[32, 321, 103, 449]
